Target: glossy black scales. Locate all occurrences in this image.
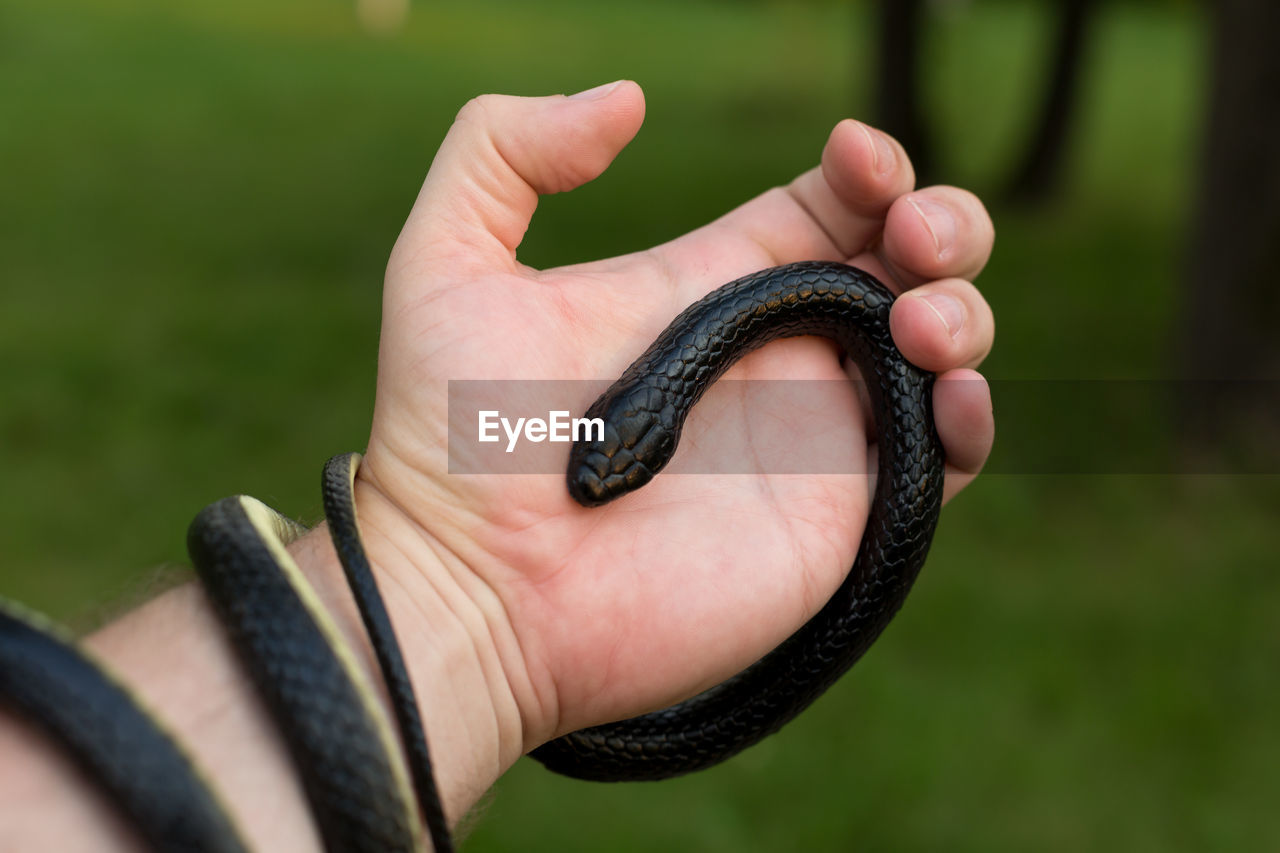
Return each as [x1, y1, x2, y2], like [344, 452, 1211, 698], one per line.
[533, 261, 945, 781]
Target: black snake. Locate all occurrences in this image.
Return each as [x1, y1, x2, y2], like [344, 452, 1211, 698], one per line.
[0, 261, 944, 851]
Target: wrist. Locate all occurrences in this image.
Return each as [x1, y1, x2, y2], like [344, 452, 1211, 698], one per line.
[329, 468, 530, 823]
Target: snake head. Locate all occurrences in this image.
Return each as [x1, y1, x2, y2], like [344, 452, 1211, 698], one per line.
[566, 387, 677, 508]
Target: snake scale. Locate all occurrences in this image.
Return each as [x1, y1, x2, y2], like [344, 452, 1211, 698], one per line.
[0, 260, 943, 850]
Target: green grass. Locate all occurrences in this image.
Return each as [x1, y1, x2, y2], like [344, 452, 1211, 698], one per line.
[1, 0, 1276, 849]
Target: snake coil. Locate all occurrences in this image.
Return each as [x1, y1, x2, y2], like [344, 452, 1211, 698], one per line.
[0, 261, 942, 850]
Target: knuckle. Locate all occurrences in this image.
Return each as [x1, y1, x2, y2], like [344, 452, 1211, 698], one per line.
[454, 94, 503, 128]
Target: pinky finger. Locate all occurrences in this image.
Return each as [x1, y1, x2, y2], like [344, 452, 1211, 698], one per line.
[934, 368, 995, 504]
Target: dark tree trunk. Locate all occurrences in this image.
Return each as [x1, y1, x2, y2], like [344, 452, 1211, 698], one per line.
[1005, 0, 1097, 203]
[1178, 0, 1280, 461]
[873, 0, 934, 182]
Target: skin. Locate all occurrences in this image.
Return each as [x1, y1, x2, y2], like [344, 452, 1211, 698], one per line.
[0, 82, 994, 851]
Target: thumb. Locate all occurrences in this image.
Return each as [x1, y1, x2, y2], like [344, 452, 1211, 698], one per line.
[392, 82, 646, 273]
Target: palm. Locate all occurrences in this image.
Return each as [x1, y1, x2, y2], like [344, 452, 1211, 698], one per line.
[372, 238, 874, 736]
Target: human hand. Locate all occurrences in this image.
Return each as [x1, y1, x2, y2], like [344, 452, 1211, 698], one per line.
[350, 81, 995, 810]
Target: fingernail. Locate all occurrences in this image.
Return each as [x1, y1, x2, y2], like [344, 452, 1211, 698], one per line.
[920, 293, 965, 339]
[908, 196, 956, 258]
[568, 80, 623, 100]
[854, 120, 895, 176]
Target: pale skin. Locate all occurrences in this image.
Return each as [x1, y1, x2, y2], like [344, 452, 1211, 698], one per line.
[0, 81, 995, 851]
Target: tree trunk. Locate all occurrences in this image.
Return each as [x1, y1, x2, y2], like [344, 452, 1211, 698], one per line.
[1178, 0, 1280, 464]
[873, 0, 934, 182]
[1005, 0, 1097, 203]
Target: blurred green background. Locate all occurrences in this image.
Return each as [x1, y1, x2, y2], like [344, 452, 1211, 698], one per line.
[1, 0, 1276, 849]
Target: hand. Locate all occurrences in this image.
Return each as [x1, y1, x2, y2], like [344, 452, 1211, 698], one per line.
[353, 81, 995, 803]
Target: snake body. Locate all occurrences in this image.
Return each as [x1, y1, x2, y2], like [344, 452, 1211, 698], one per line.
[532, 260, 944, 779]
[0, 604, 249, 852]
[0, 261, 942, 848]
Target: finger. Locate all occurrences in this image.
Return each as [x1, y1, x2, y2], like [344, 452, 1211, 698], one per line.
[786, 119, 917, 257]
[888, 277, 994, 372]
[933, 369, 995, 503]
[872, 186, 994, 290]
[389, 82, 646, 279]
[648, 119, 916, 304]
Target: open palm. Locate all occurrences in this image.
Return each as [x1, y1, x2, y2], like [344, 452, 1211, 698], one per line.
[357, 83, 995, 746]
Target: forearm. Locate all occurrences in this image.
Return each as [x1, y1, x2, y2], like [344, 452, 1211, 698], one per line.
[0, 491, 522, 851]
